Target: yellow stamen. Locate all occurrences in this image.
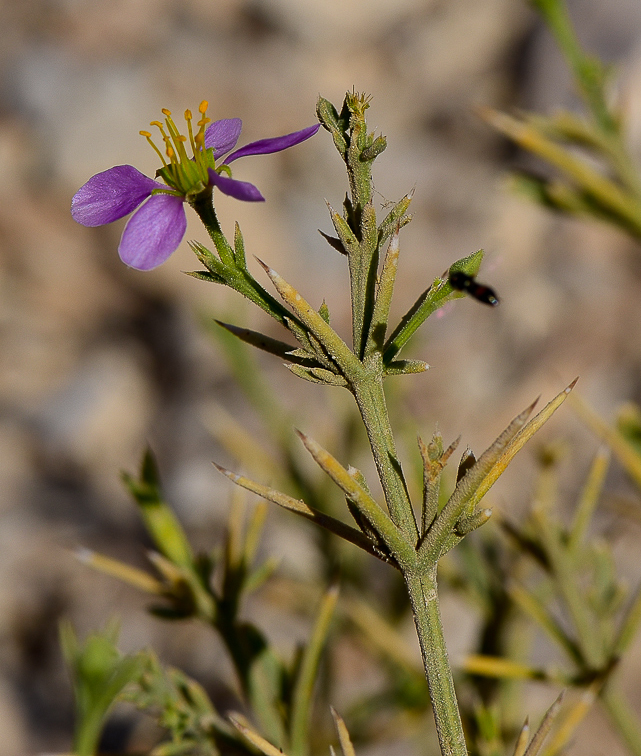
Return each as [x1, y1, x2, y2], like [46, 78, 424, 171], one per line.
[141, 101, 215, 195]
[185, 109, 197, 156]
[140, 130, 167, 166]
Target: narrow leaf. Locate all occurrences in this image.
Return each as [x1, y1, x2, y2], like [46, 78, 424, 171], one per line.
[513, 719, 530, 756]
[571, 392, 641, 490]
[467, 379, 578, 510]
[215, 321, 303, 361]
[74, 548, 164, 595]
[331, 708, 356, 756]
[384, 359, 430, 376]
[286, 364, 348, 387]
[122, 450, 194, 569]
[479, 108, 641, 234]
[383, 249, 484, 362]
[233, 221, 247, 268]
[295, 431, 415, 567]
[328, 204, 360, 256]
[378, 190, 413, 246]
[462, 655, 548, 682]
[229, 714, 290, 756]
[509, 582, 583, 665]
[365, 228, 400, 355]
[523, 691, 565, 756]
[212, 463, 395, 565]
[290, 586, 339, 756]
[541, 684, 598, 756]
[568, 446, 610, 550]
[419, 397, 538, 564]
[257, 259, 361, 381]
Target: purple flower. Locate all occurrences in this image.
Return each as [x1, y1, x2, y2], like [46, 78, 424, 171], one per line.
[71, 101, 319, 270]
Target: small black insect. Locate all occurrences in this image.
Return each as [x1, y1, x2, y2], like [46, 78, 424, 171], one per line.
[448, 270, 499, 307]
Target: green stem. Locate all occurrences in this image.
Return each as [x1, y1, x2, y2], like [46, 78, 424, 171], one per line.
[352, 366, 418, 541]
[601, 678, 641, 756]
[405, 567, 468, 756]
[190, 189, 236, 267]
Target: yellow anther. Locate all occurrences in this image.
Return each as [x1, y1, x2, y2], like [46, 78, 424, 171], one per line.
[141, 102, 213, 192]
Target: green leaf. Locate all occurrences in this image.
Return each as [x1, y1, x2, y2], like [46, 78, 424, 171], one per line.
[122, 449, 194, 570]
[289, 586, 339, 756]
[383, 249, 484, 362]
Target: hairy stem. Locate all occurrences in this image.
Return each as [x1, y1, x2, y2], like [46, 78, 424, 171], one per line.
[406, 567, 468, 756]
[352, 367, 418, 543]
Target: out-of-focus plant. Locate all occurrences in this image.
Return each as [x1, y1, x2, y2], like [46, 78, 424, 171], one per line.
[75, 451, 339, 756]
[481, 0, 641, 239]
[461, 443, 641, 756]
[475, 5, 641, 750]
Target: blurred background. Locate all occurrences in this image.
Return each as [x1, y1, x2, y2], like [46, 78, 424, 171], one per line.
[2, 0, 641, 753]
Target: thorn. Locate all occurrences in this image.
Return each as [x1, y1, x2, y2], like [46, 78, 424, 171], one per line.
[215, 319, 241, 335]
[254, 256, 271, 274]
[212, 461, 240, 482]
[567, 376, 580, 392]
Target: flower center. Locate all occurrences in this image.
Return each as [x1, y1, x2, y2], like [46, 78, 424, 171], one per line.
[140, 101, 215, 198]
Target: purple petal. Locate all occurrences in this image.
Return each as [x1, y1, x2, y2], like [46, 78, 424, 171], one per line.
[71, 165, 161, 226]
[204, 118, 243, 160]
[225, 123, 320, 164]
[118, 193, 187, 270]
[208, 169, 265, 202]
